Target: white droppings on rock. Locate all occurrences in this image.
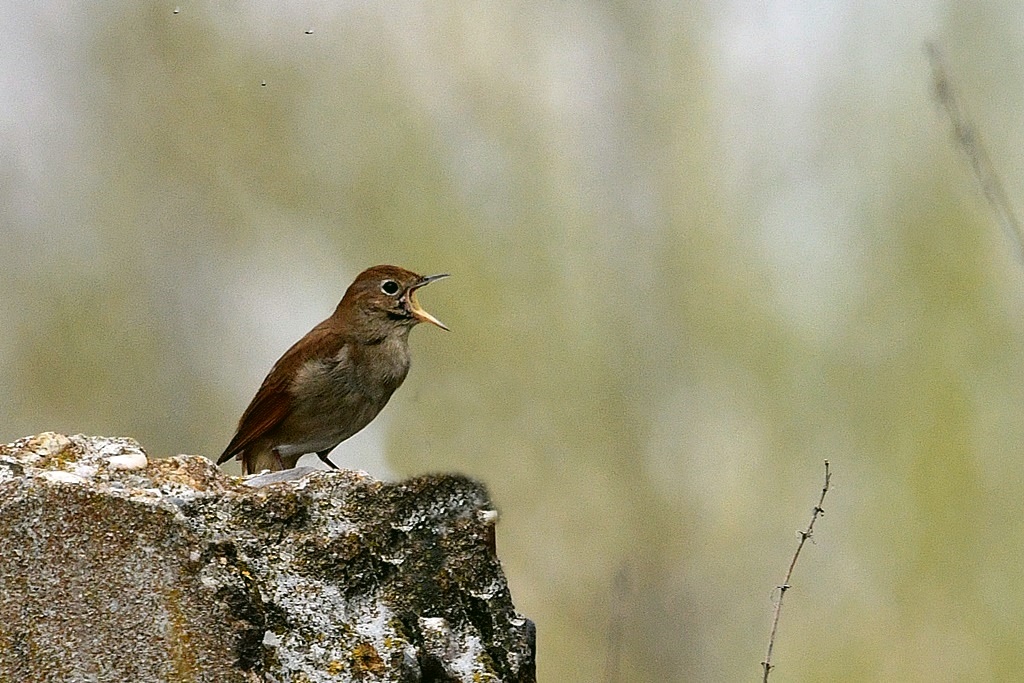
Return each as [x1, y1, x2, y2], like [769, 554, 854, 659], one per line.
[478, 509, 499, 525]
[106, 451, 148, 471]
[39, 470, 86, 485]
[263, 630, 281, 647]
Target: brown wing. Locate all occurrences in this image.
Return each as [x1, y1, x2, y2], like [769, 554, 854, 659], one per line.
[217, 321, 341, 464]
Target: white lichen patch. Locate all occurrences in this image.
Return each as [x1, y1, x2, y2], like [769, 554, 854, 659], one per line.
[419, 616, 494, 680]
[448, 632, 493, 680]
[353, 599, 394, 643]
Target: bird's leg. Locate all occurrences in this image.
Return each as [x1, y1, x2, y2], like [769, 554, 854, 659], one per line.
[272, 446, 286, 470]
[316, 449, 339, 469]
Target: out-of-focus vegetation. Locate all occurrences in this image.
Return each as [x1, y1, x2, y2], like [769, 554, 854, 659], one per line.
[4, 3, 1024, 680]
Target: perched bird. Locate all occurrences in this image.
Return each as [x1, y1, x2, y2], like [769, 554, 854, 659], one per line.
[218, 265, 449, 474]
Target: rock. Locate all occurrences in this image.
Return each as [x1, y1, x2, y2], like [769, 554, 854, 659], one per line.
[0, 433, 536, 682]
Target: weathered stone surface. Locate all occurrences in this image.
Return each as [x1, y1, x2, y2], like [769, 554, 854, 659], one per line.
[0, 433, 535, 683]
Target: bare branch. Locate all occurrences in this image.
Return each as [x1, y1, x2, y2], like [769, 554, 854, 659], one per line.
[761, 460, 832, 682]
[926, 42, 1024, 264]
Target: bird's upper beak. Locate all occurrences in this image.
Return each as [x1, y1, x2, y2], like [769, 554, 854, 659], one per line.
[407, 273, 450, 330]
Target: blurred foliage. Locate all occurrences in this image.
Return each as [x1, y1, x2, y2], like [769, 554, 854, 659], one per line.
[4, 2, 1024, 681]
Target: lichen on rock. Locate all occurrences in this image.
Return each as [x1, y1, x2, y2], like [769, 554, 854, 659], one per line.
[0, 433, 535, 682]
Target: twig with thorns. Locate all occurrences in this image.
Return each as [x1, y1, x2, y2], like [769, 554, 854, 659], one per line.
[761, 460, 832, 682]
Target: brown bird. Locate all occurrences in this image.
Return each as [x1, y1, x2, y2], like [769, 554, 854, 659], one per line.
[218, 265, 449, 474]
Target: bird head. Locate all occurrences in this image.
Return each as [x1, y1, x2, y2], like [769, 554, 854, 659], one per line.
[339, 265, 449, 336]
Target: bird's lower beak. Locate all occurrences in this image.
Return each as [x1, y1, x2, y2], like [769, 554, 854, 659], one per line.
[407, 273, 450, 330]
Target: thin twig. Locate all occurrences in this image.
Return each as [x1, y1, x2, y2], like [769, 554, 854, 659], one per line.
[761, 460, 832, 682]
[926, 42, 1024, 264]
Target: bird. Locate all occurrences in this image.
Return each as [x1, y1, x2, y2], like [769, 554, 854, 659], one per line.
[217, 265, 449, 474]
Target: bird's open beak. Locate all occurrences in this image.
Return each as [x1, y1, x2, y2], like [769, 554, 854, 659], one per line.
[407, 273, 450, 330]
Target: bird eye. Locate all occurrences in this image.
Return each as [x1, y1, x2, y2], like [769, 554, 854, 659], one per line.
[380, 280, 400, 295]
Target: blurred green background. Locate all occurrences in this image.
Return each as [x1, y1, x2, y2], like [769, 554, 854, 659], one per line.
[4, 2, 1024, 681]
